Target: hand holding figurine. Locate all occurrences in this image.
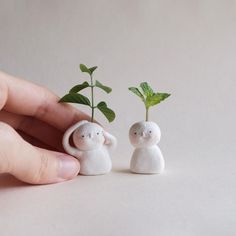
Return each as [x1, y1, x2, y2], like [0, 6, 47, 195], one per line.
[0, 71, 91, 184]
[0, 68, 170, 185]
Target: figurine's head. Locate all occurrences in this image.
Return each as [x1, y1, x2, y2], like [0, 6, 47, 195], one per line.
[129, 121, 161, 148]
[73, 122, 105, 151]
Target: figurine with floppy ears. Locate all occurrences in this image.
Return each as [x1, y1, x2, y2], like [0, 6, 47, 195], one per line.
[128, 82, 171, 174]
[59, 64, 117, 176]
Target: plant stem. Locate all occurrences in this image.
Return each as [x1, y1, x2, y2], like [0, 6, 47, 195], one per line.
[145, 107, 149, 121]
[90, 75, 94, 122]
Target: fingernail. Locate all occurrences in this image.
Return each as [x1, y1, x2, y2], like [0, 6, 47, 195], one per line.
[57, 155, 80, 180]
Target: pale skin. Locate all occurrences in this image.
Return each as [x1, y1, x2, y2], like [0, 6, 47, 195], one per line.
[0, 71, 92, 184]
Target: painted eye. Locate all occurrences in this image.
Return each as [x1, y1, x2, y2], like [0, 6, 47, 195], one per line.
[134, 132, 137, 135]
[97, 132, 99, 135]
[149, 131, 152, 133]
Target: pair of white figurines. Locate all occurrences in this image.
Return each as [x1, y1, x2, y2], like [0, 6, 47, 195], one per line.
[63, 120, 164, 176]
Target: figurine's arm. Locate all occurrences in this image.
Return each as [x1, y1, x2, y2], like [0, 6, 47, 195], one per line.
[103, 131, 117, 152]
[62, 120, 88, 157]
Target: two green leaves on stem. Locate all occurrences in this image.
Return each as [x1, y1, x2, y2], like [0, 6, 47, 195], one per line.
[129, 82, 171, 121]
[59, 65, 170, 123]
[59, 64, 115, 123]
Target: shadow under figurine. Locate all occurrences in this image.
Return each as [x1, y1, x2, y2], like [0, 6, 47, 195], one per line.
[63, 121, 117, 175]
[128, 82, 171, 174]
[59, 64, 116, 175]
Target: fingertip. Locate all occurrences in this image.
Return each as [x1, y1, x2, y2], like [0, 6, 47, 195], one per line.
[56, 154, 80, 182]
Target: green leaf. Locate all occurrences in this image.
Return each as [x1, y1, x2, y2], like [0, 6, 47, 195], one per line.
[69, 81, 90, 93]
[140, 82, 154, 97]
[80, 64, 98, 75]
[146, 93, 171, 108]
[128, 87, 145, 101]
[59, 93, 91, 106]
[89, 66, 98, 74]
[80, 64, 91, 75]
[97, 101, 115, 122]
[95, 80, 112, 93]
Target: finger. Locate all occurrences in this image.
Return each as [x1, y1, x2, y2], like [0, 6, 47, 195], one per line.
[0, 122, 80, 184]
[0, 110, 64, 151]
[0, 71, 91, 131]
[18, 130, 59, 151]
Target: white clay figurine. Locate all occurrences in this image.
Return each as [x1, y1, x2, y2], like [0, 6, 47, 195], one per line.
[128, 82, 171, 174]
[59, 64, 117, 175]
[63, 120, 116, 175]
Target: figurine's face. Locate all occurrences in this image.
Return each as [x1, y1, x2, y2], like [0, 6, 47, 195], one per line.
[129, 121, 161, 148]
[73, 122, 105, 151]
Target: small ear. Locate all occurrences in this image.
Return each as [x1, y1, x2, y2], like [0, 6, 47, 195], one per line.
[103, 131, 117, 150]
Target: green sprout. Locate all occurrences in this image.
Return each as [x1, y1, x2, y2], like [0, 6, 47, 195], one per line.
[128, 82, 171, 121]
[59, 64, 115, 123]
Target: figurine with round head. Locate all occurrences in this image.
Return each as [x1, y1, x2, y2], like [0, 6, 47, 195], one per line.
[73, 122, 105, 151]
[59, 63, 117, 176]
[129, 121, 161, 148]
[128, 82, 170, 174]
[63, 121, 117, 176]
[129, 121, 165, 174]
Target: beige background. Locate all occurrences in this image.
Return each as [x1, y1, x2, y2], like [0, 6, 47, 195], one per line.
[0, 1, 236, 235]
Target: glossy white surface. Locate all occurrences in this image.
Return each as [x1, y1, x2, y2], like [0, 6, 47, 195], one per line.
[0, 1, 236, 235]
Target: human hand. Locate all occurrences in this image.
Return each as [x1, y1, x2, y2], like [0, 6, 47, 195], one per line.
[0, 71, 90, 184]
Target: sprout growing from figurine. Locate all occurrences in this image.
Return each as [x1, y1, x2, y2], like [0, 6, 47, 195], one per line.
[128, 82, 170, 174]
[59, 64, 117, 175]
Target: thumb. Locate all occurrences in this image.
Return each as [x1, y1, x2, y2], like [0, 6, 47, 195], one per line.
[0, 122, 80, 184]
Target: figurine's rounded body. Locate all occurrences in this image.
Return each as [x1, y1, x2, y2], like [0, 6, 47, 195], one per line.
[129, 121, 165, 174]
[79, 147, 112, 175]
[130, 145, 164, 174]
[63, 121, 117, 176]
